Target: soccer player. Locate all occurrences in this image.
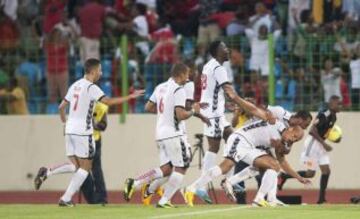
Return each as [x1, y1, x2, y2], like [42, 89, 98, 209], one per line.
[140, 61, 200, 206]
[230, 105, 313, 204]
[197, 40, 275, 202]
[277, 95, 342, 204]
[34, 58, 144, 207]
[183, 120, 310, 207]
[123, 63, 209, 208]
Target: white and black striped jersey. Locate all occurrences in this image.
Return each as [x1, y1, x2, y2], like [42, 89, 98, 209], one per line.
[235, 120, 286, 150]
[150, 78, 186, 140]
[64, 78, 105, 135]
[267, 105, 292, 127]
[178, 80, 194, 135]
[200, 58, 230, 118]
[314, 109, 337, 139]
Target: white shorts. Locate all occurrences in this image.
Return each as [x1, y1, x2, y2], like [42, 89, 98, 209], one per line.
[300, 136, 330, 170]
[65, 135, 96, 159]
[223, 133, 267, 165]
[158, 136, 191, 168]
[203, 116, 231, 138]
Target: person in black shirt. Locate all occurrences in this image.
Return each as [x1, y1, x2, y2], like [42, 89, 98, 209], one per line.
[277, 95, 342, 204]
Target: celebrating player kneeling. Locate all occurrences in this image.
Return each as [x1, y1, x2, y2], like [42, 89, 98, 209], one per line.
[182, 119, 310, 207]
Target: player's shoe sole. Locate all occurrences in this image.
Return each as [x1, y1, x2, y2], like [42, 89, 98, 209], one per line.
[34, 167, 47, 190]
[220, 179, 236, 202]
[123, 178, 135, 202]
[58, 199, 75, 207]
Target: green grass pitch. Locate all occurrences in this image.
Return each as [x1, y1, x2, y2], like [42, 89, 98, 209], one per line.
[0, 204, 359, 219]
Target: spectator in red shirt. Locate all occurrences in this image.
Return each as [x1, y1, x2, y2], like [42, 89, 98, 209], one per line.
[77, 0, 106, 64]
[44, 27, 69, 106]
[144, 24, 179, 98]
[42, 0, 66, 35]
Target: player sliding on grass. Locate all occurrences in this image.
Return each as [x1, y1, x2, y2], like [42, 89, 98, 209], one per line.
[182, 119, 311, 207]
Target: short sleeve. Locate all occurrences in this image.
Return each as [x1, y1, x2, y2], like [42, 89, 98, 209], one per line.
[88, 84, 105, 101]
[185, 81, 194, 101]
[149, 88, 157, 103]
[214, 66, 230, 86]
[64, 86, 72, 102]
[267, 105, 292, 121]
[174, 87, 186, 108]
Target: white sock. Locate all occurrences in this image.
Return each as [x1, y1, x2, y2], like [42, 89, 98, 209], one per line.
[47, 163, 76, 177]
[228, 166, 259, 185]
[200, 151, 217, 191]
[267, 173, 279, 202]
[254, 169, 278, 202]
[148, 177, 168, 194]
[134, 167, 163, 188]
[189, 166, 222, 193]
[61, 168, 89, 202]
[158, 172, 184, 205]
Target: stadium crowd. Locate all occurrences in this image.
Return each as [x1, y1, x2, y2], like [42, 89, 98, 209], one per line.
[0, 0, 359, 114]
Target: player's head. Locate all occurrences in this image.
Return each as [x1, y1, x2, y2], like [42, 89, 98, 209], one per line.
[184, 59, 196, 81]
[132, 3, 147, 16]
[324, 57, 333, 70]
[290, 110, 313, 129]
[171, 62, 189, 85]
[328, 95, 341, 113]
[209, 40, 230, 62]
[282, 125, 304, 145]
[84, 58, 102, 82]
[259, 25, 268, 39]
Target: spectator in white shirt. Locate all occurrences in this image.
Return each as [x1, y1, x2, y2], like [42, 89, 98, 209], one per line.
[321, 58, 342, 103]
[245, 25, 281, 77]
[350, 45, 360, 109]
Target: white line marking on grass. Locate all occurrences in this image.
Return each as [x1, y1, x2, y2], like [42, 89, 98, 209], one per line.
[149, 206, 251, 219]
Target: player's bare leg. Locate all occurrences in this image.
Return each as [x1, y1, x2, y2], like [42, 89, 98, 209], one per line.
[318, 164, 331, 204]
[278, 169, 315, 190]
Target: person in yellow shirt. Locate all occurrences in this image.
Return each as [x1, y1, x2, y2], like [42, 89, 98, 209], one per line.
[81, 101, 109, 204]
[0, 78, 29, 114]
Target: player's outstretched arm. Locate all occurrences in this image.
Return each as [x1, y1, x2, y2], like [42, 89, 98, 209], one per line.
[274, 145, 311, 185]
[100, 89, 145, 106]
[222, 84, 275, 123]
[58, 100, 69, 123]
